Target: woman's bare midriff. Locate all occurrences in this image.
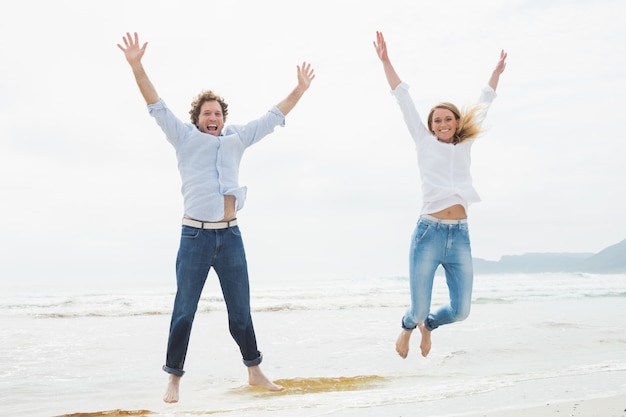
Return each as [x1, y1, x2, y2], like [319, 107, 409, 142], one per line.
[183, 195, 237, 222]
[428, 204, 467, 220]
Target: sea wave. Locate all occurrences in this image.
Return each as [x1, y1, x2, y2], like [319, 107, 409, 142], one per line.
[2, 273, 625, 318]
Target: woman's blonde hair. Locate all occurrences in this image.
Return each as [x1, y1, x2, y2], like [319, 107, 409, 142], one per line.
[427, 102, 487, 144]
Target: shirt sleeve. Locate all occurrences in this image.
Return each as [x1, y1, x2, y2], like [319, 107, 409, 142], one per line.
[147, 99, 193, 146]
[227, 106, 286, 148]
[473, 85, 498, 129]
[478, 85, 497, 104]
[391, 82, 432, 146]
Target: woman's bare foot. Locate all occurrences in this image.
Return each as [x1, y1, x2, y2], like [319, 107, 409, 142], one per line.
[248, 365, 284, 391]
[163, 374, 181, 403]
[418, 322, 432, 357]
[395, 329, 413, 358]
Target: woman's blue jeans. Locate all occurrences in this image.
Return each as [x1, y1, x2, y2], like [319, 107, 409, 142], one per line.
[162, 225, 262, 377]
[402, 216, 474, 332]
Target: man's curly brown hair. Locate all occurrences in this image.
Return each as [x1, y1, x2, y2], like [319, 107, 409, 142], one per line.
[189, 90, 229, 127]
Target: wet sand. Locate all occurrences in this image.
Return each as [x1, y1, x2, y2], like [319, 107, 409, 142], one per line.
[461, 393, 626, 417]
[53, 390, 626, 417]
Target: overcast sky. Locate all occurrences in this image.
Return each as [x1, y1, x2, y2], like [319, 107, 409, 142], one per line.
[1, 0, 625, 286]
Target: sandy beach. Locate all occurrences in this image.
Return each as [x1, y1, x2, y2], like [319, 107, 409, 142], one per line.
[461, 393, 626, 417]
[3, 273, 625, 417]
[52, 392, 626, 417]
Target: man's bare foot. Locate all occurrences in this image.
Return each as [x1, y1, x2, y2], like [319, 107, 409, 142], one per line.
[248, 365, 284, 391]
[163, 374, 181, 403]
[418, 322, 432, 357]
[396, 329, 413, 358]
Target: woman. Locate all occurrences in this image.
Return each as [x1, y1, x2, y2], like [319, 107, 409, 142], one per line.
[373, 31, 507, 358]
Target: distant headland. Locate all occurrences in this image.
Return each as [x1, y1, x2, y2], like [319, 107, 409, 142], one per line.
[473, 239, 626, 274]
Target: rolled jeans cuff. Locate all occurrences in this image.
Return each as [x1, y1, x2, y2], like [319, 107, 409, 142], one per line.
[162, 365, 185, 377]
[401, 317, 436, 331]
[424, 317, 437, 331]
[401, 318, 417, 331]
[243, 352, 263, 367]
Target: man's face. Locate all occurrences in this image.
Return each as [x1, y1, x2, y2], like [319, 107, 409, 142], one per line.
[197, 100, 224, 136]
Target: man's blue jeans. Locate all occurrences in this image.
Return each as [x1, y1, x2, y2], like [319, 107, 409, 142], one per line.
[402, 216, 474, 332]
[162, 225, 262, 377]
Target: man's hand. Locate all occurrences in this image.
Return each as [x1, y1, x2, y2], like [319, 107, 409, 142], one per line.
[296, 62, 316, 93]
[117, 32, 148, 66]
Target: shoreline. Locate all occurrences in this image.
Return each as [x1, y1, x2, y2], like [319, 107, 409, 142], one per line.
[335, 391, 626, 417]
[4, 275, 625, 417]
[459, 392, 626, 417]
[52, 392, 626, 417]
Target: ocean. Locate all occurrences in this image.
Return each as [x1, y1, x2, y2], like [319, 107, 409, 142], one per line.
[1, 272, 625, 417]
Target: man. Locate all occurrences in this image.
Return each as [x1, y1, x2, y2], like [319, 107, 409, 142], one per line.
[117, 32, 315, 403]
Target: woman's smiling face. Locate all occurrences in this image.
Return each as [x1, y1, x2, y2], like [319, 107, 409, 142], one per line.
[430, 108, 458, 143]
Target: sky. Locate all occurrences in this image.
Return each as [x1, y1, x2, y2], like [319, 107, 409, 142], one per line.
[1, 0, 625, 286]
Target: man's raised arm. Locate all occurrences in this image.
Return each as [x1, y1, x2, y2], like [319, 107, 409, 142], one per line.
[117, 32, 160, 105]
[276, 62, 315, 116]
